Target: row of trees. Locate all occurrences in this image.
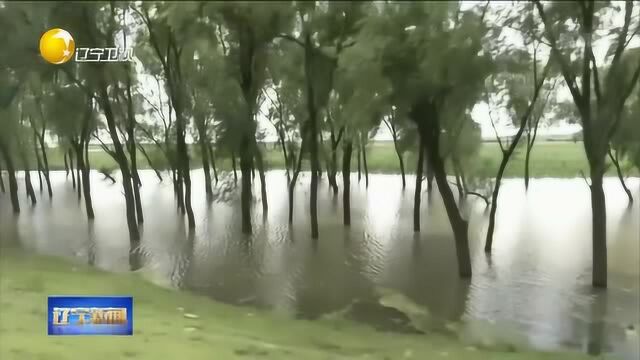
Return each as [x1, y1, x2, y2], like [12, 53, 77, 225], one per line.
[0, 1, 638, 288]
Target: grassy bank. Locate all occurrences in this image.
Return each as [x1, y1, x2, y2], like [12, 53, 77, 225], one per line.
[0, 247, 598, 360]
[22, 141, 638, 178]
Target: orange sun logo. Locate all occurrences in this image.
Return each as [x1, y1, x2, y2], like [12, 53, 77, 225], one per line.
[39, 28, 75, 64]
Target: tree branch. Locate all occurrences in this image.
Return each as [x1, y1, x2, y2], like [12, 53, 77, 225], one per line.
[612, 0, 633, 65]
[276, 33, 305, 48]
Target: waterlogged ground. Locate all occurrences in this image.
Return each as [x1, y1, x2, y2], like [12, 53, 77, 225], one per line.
[0, 170, 638, 359]
[0, 248, 604, 360]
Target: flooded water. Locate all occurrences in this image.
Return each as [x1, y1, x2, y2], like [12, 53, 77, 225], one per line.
[1, 170, 639, 358]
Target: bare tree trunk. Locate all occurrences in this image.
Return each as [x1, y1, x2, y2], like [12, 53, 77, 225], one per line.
[524, 132, 533, 191]
[207, 142, 219, 183]
[240, 136, 253, 234]
[0, 143, 20, 213]
[76, 152, 82, 201]
[63, 151, 69, 177]
[0, 160, 5, 193]
[357, 147, 361, 182]
[138, 144, 163, 182]
[392, 138, 406, 189]
[82, 139, 95, 219]
[37, 130, 52, 198]
[413, 100, 471, 278]
[590, 160, 607, 288]
[75, 142, 95, 219]
[69, 149, 76, 189]
[288, 139, 305, 224]
[197, 124, 213, 197]
[362, 142, 369, 188]
[33, 131, 43, 193]
[255, 146, 268, 214]
[327, 126, 340, 195]
[20, 152, 36, 206]
[342, 140, 353, 226]
[231, 149, 238, 185]
[608, 146, 633, 203]
[414, 139, 424, 232]
[277, 126, 290, 183]
[98, 79, 140, 243]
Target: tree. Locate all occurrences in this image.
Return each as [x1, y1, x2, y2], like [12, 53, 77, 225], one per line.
[534, 0, 640, 287]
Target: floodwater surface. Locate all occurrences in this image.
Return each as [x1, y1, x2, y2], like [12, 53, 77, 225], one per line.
[1, 170, 638, 359]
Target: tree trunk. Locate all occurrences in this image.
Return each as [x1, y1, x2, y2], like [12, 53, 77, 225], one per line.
[608, 147, 633, 204]
[240, 136, 253, 234]
[254, 146, 268, 214]
[207, 142, 219, 183]
[277, 127, 290, 183]
[426, 160, 434, 192]
[414, 139, 424, 232]
[357, 147, 361, 182]
[69, 149, 76, 189]
[98, 79, 140, 242]
[63, 151, 69, 177]
[197, 123, 213, 197]
[524, 133, 533, 191]
[21, 153, 36, 206]
[33, 131, 43, 193]
[288, 138, 305, 224]
[362, 143, 369, 188]
[37, 131, 52, 198]
[0, 143, 20, 213]
[413, 101, 471, 278]
[342, 140, 353, 226]
[82, 139, 95, 219]
[327, 126, 339, 195]
[231, 149, 238, 185]
[138, 144, 163, 182]
[392, 138, 406, 189]
[76, 153, 82, 201]
[75, 142, 95, 219]
[0, 161, 5, 193]
[590, 160, 607, 288]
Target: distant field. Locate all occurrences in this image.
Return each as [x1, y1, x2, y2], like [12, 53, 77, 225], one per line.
[14, 141, 639, 178]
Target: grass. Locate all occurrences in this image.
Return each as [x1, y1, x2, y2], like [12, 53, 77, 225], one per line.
[16, 140, 639, 178]
[0, 246, 604, 360]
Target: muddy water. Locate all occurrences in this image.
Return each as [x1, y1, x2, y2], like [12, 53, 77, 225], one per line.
[1, 170, 638, 358]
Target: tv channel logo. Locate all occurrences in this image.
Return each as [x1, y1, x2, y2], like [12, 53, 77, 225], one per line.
[47, 296, 133, 335]
[39, 28, 134, 64]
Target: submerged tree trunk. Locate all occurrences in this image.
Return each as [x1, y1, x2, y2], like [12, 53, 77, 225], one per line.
[138, 144, 163, 182]
[0, 143, 20, 213]
[82, 139, 95, 220]
[342, 140, 353, 226]
[69, 149, 76, 189]
[231, 149, 238, 185]
[362, 142, 369, 189]
[21, 152, 36, 206]
[33, 131, 43, 193]
[63, 151, 69, 177]
[393, 141, 406, 189]
[98, 79, 140, 243]
[608, 147, 633, 204]
[0, 161, 5, 193]
[76, 155, 82, 201]
[255, 146, 268, 214]
[197, 123, 213, 197]
[414, 138, 424, 232]
[37, 130, 52, 198]
[357, 147, 361, 182]
[240, 136, 253, 234]
[589, 160, 607, 288]
[413, 100, 471, 278]
[126, 80, 144, 225]
[207, 142, 218, 183]
[288, 138, 305, 224]
[524, 132, 533, 191]
[75, 142, 95, 219]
